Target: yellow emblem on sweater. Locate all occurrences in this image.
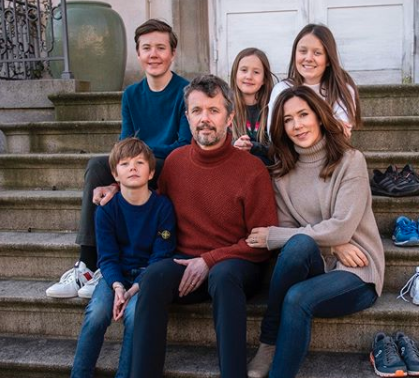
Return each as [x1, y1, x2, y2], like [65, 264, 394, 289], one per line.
[160, 230, 171, 240]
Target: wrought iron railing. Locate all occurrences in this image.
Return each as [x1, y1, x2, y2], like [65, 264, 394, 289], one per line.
[0, 0, 72, 80]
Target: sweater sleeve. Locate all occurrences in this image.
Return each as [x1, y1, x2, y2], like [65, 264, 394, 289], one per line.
[267, 81, 289, 135]
[151, 110, 192, 158]
[120, 89, 135, 140]
[96, 205, 126, 287]
[267, 153, 370, 250]
[201, 169, 278, 267]
[134, 197, 177, 286]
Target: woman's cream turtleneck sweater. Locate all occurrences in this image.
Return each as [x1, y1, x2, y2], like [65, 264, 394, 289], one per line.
[267, 137, 385, 295]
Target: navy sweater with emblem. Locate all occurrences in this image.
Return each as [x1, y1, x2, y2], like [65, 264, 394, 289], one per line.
[95, 191, 176, 288]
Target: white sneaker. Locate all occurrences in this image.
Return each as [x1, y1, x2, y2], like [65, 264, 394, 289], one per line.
[46, 261, 93, 298]
[398, 266, 419, 305]
[78, 269, 102, 299]
[247, 342, 276, 378]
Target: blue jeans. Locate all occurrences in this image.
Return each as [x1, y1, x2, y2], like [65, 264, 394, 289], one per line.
[130, 258, 263, 378]
[71, 275, 137, 378]
[259, 234, 377, 378]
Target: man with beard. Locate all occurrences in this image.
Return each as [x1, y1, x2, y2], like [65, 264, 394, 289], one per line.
[130, 74, 278, 378]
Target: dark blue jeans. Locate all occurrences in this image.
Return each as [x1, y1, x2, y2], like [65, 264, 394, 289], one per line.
[71, 274, 137, 378]
[130, 258, 263, 378]
[259, 234, 377, 378]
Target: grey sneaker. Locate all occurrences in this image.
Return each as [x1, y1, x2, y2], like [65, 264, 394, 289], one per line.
[395, 332, 419, 376]
[370, 332, 407, 377]
[247, 342, 275, 378]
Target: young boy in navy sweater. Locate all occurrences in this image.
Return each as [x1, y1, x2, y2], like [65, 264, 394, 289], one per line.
[71, 138, 176, 378]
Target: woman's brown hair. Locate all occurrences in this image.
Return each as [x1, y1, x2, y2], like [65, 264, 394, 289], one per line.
[287, 24, 362, 129]
[269, 86, 353, 179]
[230, 48, 276, 144]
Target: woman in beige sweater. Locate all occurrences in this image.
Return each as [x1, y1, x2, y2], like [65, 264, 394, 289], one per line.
[246, 86, 384, 378]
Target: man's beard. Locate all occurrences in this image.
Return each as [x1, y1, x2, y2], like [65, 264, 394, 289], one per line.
[194, 124, 227, 147]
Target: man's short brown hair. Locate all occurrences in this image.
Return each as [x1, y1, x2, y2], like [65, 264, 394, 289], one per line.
[109, 138, 156, 175]
[134, 19, 178, 52]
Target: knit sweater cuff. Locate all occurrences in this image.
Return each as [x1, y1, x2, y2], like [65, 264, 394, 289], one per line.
[201, 253, 216, 269]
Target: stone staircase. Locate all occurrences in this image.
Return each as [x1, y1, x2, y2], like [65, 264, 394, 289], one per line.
[0, 85, 419, 377]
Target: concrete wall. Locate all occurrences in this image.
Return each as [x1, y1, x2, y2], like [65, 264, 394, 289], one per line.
[83, 0, 210, 85]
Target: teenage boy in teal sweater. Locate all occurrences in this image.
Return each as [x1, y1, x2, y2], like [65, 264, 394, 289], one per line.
[46, 19, 190, 299]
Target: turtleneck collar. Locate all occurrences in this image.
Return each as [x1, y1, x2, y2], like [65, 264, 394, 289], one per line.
[190, 132, 235, 166]
[294, 136, 327, 165]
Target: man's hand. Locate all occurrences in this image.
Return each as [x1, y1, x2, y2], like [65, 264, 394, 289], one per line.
[246, 227, 269, 248]
[332, 243, 369, 268]
[93, 184, 119, 207]
[174, 257, 209, 297]
[233, 135, 253, 151]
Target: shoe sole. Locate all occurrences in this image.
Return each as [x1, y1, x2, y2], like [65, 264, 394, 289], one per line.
[370, 352, 407, 377]
[393, 240, 419, 247]
[46, 292, 78, 298]
[407, 371, 419, 376]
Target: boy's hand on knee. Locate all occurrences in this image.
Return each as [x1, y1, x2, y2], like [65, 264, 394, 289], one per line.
[113, 287, 126, 321]
[174, 257, 209, 297]
[93, 183, 120, 207]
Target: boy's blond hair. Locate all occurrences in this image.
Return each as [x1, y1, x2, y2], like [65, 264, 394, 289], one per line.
[109, 138, 156, 175]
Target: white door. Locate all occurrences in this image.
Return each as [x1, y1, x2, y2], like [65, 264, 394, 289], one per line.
[208, 0, 415, 84]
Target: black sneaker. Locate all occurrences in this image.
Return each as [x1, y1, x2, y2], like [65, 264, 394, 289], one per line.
[400, 164, 419, 184]
[395, 332, 419, 376]
[371, 165, 419, 197]
[370, 332, 407, 377]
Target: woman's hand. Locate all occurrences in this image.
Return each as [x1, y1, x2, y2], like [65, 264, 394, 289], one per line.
[246, 227, 269, 248]
[341, 122, 353, 138]
[233, 135, 253, 151]
[332, 243, 369, 268]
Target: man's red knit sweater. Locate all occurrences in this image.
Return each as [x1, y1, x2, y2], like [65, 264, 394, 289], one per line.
[159, 133, 278, 269]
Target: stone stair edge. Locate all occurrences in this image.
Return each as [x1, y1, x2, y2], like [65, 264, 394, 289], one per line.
[48, 92, 123, 104]
[0, 279, 412, 320]
[0, 153, 106, 166]
[1, 120, 121, 131]
[0, 334, 380, 378]
[358, 84, 419, 97]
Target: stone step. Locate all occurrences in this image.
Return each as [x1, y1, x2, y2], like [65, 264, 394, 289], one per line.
[0, 189, 416, 235]
[0, 190, 81, 232]
[1, 121, 120, 154]
[372, 195, 419, 236]
[2, 115, 419, 155]
[0, 231, 415, 293]
[48, 92, 122, 122]
[0, 153, 105, 190]
[2, 151, 419, 190]
[45, 85, 419, 123]
[353, 116, 419, 152]
[0, 231, 77, 280]
[0, 279, 416, 353]
[0, 335, 379, 378]
[364, 151, 419, 174]
[359, 84, 419, 117]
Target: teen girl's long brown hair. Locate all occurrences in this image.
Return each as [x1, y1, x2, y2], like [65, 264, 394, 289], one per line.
[287, 24, 362, 129]
[230, 48, 276, 144]
[269, 86, 353, 179]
